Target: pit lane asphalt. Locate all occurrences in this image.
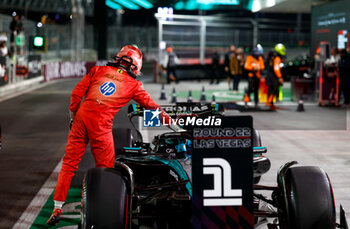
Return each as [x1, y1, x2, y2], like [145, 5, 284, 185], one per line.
[1, 77, 350, 228]
[0, 78, 134, 228]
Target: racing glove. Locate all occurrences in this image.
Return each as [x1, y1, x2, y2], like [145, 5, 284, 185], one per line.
[69, 110, 75, 120]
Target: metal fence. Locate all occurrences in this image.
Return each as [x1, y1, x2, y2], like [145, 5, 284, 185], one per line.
[1, 13, 310, 61]
[107, 26, 158, 57]
[155, 13, 310, 63]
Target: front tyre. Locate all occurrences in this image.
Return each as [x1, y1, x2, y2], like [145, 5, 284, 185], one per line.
[283, 166, 335, 229]
[81, 168, 129, 229]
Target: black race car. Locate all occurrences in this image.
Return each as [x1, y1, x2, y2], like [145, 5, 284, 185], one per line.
[80, 103, 348, 229]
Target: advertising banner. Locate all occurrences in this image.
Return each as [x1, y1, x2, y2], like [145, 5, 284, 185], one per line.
[192, 116, 254, 229]
[311, 0, 350, 55]
[43, 61, 108, 82]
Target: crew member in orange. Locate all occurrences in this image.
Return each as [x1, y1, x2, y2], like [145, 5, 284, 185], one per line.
[244, 46, 265, 107]
[266, 43, 285, 109]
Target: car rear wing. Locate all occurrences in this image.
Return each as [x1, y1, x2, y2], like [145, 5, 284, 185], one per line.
[128, 102, 224, 119]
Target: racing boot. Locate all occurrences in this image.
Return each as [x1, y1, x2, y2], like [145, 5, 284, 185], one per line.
[266, 95, 273, 106]
[47, 208, 62, 226]
[169, 74, 176, 82]
[266, 95, 277, 110]
[269, 104, 278, 111]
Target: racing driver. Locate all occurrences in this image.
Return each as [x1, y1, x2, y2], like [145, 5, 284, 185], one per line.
[47, 45, 176, 226]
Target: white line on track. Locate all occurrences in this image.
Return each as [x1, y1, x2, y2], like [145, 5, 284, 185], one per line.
[1, 78, 71, 228]
[12, 160, 63, 229]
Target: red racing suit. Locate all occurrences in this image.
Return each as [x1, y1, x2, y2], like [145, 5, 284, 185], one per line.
[54, 66, 171, 202]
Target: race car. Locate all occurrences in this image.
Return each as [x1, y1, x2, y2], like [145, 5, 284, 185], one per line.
[80, 103, 348, 229]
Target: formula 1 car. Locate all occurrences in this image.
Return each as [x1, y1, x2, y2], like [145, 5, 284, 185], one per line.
[80, 103, 348, 229]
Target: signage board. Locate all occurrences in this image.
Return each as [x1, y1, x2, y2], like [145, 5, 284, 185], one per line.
[192, 116, 254, 229]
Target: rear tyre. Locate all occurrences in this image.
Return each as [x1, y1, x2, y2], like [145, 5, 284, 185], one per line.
[283, 166, 335, 229]
[81, 168, 129, 229]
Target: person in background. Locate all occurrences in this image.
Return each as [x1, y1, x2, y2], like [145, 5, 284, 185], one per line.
[230, 47, 244, 92]
[0, 40, 7, 83]
[265, 50, 274, 104]
[244, 46, 265, 107]
[0, 42, 8, 56]
[325, 48, 340, 66]
[346, 47, 350, 54]
[163, 46, 179, 84]
[0, 32, 8, 44]
[210, 50, 220, 84]
[9, 15, 19, 42]
[9, 14, 23, 54]
[266, 44, 286, 110]
[338, 49, 350, 107]
[265, 50, 274, 80]
[224, 44, 235, 90]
